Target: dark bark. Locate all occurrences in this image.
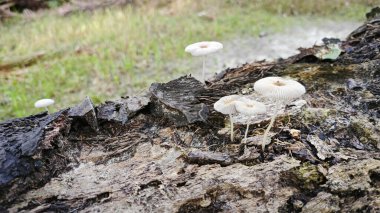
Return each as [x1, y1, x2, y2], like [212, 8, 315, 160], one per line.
[1, 7, 380, 213]
[150, 76, 211, 127]
[0, 110, 74, 206]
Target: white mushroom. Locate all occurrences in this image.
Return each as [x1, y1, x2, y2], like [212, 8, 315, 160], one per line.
[235, 97, 266, 142]
[34, 99, 55, 113]
[185, 41, 223, 82]
[254, 77, 306, 102]
[254, 76, 306, 150]
[214, 95, 241, 142]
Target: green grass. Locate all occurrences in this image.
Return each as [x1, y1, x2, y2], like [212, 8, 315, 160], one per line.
[0, 0, 374, 120]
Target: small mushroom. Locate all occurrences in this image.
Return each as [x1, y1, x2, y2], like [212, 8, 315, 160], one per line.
[254, 76, 306, 150]
[185, 41, 223, 82]
[214, 95, 241, 142]
[235, 97, 266, 142]
[34, 99, 55, 113]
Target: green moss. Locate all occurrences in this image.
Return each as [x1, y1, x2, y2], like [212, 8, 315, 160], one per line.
[350, 118, 380, 149]
[301, 108, 337, 125]
[282, 64, 356, 92]
[292, 162, 326, 190]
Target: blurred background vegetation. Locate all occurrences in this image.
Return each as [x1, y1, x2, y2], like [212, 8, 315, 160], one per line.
[0, 0, 377, 120]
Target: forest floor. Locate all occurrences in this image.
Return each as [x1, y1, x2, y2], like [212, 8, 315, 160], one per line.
[0, 1, 372, 120]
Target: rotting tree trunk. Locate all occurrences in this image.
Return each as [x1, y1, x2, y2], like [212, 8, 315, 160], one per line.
[1, 8, 380, 213]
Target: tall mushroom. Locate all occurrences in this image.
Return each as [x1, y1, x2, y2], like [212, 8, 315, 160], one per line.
[235, 97, 266, 142]
[214, 95, 241, 142]
[34, 98, 55, 113]
[185, 41, 223, 82]
[254, 77, 306, 150]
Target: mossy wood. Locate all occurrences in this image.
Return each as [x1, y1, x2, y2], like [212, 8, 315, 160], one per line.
[1, 8, 380, 213]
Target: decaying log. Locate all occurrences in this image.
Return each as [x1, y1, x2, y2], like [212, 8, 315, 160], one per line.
[57, 0, 134, 16]
[0, 52, 45, 72]
[0, 49, 68, 73]
[0, 1, 16, 20]
[1, 7, 380, 213]
[0, 110, 74, 206]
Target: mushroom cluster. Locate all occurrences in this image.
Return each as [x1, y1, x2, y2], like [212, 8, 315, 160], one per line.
[214, 95, 266, 142]
[213, 76, 306, 150]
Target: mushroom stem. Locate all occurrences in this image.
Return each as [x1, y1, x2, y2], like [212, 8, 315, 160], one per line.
[45, 107, 49, 113]
[244, 122, 250, 142]
[262, 102, 280, 150]
[229, 113, 234, 142]
[202, 56, 206, 82]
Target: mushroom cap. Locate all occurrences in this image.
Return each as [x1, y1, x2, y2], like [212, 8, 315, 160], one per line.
[253, 77, 306, 101]
[213, 95, 241, 115]
[235, 97, 266, 116]
[34, 99, 55, 108]
[185, 41, 223, 56]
